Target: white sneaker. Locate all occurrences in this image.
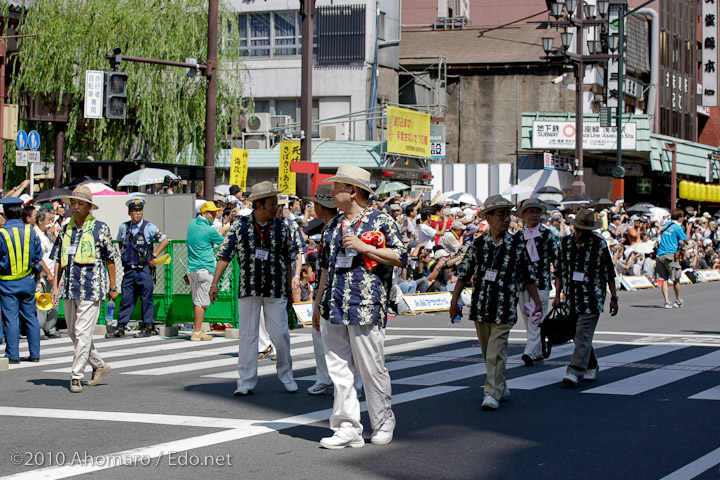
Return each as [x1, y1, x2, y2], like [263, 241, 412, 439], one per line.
[481, 394, 499, 410]
[307, 383, 332, 395]
[501, 386, 510, 399]
[673, 299, 684, 308]
[583, 368, 598, 381]
[664, 302, 673, 309]
[563, 373, 579, 387]
[320, 424, 365, 449]
[370, 417, 395, 445]
[284, 380, 298, 393]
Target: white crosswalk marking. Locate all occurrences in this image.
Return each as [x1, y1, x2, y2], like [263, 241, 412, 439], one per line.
[583, 349, 720, 396]
[507, 344, 679, 390]
[688, 385, 720, 401]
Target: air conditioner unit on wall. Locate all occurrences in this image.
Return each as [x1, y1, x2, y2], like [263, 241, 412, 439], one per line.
[438, 0, 469, 18]
[245, 112, 273, 134]
[244, 138, 268, 150]
[320, 124, 349, 141]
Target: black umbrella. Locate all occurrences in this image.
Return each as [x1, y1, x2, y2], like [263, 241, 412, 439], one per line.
[536, 186, 563, 194]
[34, 188, 71, 204]
[627, 204, 653, 215]
[561, 194, 592, 205]
[542, 199, 561, 207]
[634, 201, 655, 208]
[713, 210, 720, 218]
[303, 217, 325, 236]
[592, 198, 614, 207]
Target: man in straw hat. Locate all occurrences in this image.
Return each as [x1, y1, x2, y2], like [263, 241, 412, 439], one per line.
[210, 181, 302, 396]
[51, 186, 117, 393]
[312, 165, 407, 449]
[517, 198, 558, 367]
[449, 195, 542, 411]
[106, 197, 169, 339]
[552, 208, 618, 387]
[0, 197, 43, 364]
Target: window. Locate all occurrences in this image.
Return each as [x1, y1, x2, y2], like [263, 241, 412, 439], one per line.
[317, 4, 366, 65]
[237, 12, 308, 58]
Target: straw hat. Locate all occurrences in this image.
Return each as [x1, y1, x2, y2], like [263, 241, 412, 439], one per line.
[479, 195, 513, 218]
[517, 198, 547, 216]
[62, 185, 99, 210]
[323, 165, 375, 195]
[571, 208, 602, 230]
[247, 181, 282, 202]
[304, 183, 336, 209]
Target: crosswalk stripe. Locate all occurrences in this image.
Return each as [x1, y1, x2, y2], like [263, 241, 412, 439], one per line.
[201, 337, 460, 379]
[507, 344, 674, 390]
[583, 349, 720, 396]
[688, 385, 720, 401]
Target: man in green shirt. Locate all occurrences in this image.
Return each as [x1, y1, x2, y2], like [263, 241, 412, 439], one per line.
[186, 201, 225, 341]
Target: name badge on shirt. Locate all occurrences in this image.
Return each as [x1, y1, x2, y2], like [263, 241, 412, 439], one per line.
[484, 269, 498, 282]
[255, 248, 269, 261]
[66, 245, 78, 256]
[336, 254, 353, 269]
[573, 271, 585, 282]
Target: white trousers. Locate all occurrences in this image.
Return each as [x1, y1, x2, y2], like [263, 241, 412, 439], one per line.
[322, 321, 393, 435]
[258, 308, 272, 352]
[63, 300, 105, 381]
[312, 323, 332, 386]
[519, 288, 550, 359]
[237, 297, 293, 391]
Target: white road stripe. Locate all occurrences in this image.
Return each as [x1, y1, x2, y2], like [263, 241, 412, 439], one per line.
[0, 385, 466, 480]
[508, 344, 676, 390]
[688, 385, 720, 401]
[583, 349, 720, 396]
[658, 445, 720, 480]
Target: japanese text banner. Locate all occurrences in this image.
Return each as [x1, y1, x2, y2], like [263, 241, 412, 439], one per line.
[229, 148, 248, 192]
[387, 106, 431, 157]
[279, 142, 299, 195]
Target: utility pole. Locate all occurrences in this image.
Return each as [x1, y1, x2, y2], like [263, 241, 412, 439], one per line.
[666, 142, 677, 210]
[0, 38, 5, 192]
[203, 0, 218, 201]
[298, 0, 316, 199]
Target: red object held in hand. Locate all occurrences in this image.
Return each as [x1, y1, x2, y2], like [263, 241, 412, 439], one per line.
[360, 231, 385, 271]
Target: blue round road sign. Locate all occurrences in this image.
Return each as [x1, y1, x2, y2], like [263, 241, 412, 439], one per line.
[28, 130, 40, 151]
[16, 130, 27, 150]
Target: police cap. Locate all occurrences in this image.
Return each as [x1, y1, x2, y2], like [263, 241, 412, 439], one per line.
[126, 197, 146, 210]
[0, 197, 24, 207]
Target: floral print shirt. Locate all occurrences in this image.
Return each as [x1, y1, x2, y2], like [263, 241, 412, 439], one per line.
[319, 208, 408, 327]
[52, 219, 117, 302]
[217, 213, 298, 299]
[555, 232, 616, 315]
[457, 231, 537, 325]
[522, 224, 558, 291]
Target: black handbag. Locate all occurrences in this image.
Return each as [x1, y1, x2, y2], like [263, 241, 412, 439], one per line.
[540, 308, 577, 359]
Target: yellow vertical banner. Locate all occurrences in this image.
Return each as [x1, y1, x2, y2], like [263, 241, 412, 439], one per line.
[229, 148, 249, 192]
[387, 106, 431, 157]
[279, 141, 299, 195]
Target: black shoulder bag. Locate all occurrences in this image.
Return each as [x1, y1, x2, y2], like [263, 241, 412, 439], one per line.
[540, 307, 577, 359]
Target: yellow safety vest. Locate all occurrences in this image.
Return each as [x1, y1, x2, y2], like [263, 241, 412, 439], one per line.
[0, 224, 32, 280]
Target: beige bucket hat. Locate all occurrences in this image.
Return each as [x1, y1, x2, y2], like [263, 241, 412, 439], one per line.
[323, 165, 375, 195]
[62, 185, 99, 210]
[247, 181, 282, 202]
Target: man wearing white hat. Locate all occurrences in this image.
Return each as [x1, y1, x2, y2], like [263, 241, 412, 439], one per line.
[51, 186, 117, 393]
[553, 208, 618, 387]
[312, 165, 407, 449]
[517, 198, 557, 366]
[210, 181, 301, 396]
[450, 195, 542, 410]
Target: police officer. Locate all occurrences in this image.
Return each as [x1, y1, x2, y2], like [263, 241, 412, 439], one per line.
[106, 197, 169, 338]
[0, 197, 43, 363]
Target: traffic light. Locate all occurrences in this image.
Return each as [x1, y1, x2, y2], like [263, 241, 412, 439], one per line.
[104, 71, 128, 119]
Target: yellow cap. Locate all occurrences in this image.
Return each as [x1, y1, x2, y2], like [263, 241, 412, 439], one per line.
[200, 201, 221, 213]
[36, 292, 53, 311]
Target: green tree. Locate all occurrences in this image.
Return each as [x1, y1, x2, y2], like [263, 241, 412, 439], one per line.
[6, 0, 245, 187]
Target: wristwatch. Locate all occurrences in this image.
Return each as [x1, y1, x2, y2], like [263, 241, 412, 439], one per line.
[110, 286, 118, 292]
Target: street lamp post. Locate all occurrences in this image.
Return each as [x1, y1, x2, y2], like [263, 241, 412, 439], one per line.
[542, 0, 615, 195]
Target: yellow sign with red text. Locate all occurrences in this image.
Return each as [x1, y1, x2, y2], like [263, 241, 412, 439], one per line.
[279, 142, 299, 195]
[229, 148, 249, 192]
[387, 106, 431, 157]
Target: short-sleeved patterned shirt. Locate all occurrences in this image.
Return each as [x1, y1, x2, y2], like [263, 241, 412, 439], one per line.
[521, 224, 558, 291]
[216, 213, 298, 299]
[555, 232, 616, 315]
[319, 207, 408, 327]
[52, 219, 117, 302]
[457, 231, 536, 325]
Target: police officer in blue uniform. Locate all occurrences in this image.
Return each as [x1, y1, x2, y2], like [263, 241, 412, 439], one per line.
[106, 197, 169, 338]
[0, 197, 43, 363]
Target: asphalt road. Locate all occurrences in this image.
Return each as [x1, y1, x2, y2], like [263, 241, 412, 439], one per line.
[1, 282, 719, 480]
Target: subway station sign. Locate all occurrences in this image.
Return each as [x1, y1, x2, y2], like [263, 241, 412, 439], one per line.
[532, 121, 637, 151]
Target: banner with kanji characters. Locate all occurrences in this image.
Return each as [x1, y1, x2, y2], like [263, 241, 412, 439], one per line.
[279, 142, 299, 195]
[702, 0, 718, 106]
[387, 106, 431, 157]
[229, 148, 248, 191]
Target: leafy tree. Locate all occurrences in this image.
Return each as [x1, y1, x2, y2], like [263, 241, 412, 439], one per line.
[5, 0, 245, 187]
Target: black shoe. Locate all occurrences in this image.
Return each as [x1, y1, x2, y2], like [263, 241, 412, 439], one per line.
[105, 328, 126, 339]
[134, 325, 154, 338]
[28, 358, 40, 362]
[8, 359, 20, 364]
[46, 332, 62, 339]
[521, 354, 534, 367]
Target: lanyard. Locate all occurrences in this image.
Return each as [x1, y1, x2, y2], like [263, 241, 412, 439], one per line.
[485, 236, 505, 270]
[253, 220, 271, 247]
[341, 206, 371, 235]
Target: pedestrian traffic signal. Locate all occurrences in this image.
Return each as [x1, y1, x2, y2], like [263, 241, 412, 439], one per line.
[104, 71, 128, 119]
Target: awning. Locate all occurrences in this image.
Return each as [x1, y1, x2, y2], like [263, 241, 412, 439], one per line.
[649, 133, 719, 178]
